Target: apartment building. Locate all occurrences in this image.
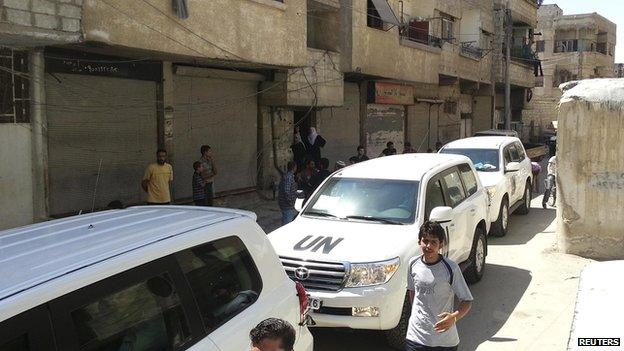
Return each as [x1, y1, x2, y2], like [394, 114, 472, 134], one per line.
[524, 4, 616, 133]
[491, 0, 540, 137]
[0, 0, 535, 230]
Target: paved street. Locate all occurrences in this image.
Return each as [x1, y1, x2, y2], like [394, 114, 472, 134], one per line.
[312, 196, 591, 351]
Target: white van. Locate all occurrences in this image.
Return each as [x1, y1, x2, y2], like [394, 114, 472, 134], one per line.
[269, 154, 489, 349]
[0, 206, 313, 351]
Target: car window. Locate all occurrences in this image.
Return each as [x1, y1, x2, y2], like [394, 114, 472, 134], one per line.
[440, 148, 500, 172]
[442, 170, 467, 207]
[503, 146, 513, 165]
[0, 307, 54, 351]
[458, 164, 478, 196]
[425, 178, 446, 219]
[175, 236, 262, 335]
[67, 273, 192, 350]
[508, 144, 521, 162]
[514, 142, 526, 161]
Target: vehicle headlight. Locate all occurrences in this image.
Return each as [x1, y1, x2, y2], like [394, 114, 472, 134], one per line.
[345, 258, 400, 288]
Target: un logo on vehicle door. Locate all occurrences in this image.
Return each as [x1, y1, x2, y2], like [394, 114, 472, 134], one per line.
[294, 266, 310, 280]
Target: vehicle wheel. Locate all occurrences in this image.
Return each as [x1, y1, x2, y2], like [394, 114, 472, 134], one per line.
[385, 293, 410, 350]
[464, 227, 487, 284]
[490, 198, 509, 237]
[516, 181, 531, 215]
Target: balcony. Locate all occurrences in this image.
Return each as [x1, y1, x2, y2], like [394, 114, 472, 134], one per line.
[496, 0, 538, 27]
[460, 42, 483, 60]
[400, 32, 443, 49]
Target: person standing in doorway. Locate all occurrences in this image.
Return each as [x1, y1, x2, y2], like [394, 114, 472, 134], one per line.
[141, 149, 174, 205]
[406, 221, 473, 351]
[307, 127, 326, 164]
[278, 161, 299, 225]
[199, 145, 218, 206]
[354, 145, 369, 163]
[192, 161, 207, 206]
[290, 133, 307, 172]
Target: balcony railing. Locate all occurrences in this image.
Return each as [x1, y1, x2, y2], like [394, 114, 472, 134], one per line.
[400, 28, 442, 49]
[460, 42, 483, 60]
[509, 45, 538, 64]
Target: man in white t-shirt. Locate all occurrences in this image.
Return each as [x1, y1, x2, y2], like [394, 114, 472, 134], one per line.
[406, 221, 474, 350]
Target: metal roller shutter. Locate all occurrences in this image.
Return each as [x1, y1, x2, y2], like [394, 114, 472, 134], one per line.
[172, 75, 258, 200]
[46, 74, 157, 215]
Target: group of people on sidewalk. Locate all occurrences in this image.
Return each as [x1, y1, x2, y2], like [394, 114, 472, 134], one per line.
[140, 145, 217, 206]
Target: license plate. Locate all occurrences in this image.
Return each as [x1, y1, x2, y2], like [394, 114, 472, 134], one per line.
[309, 297, 322, 311]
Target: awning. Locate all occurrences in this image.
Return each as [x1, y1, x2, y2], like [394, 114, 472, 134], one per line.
[371, 0, 401, 27]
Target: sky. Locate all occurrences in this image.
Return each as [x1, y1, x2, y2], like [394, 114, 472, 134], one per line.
[543, 0, 624, 63]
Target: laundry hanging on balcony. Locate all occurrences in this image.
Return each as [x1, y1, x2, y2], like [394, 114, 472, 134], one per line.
[370, 0, 401, 27]
[172, 0, 189, 19]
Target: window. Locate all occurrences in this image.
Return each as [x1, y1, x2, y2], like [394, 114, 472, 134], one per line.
[440, 148, 500, 172]
[407, 20, 430, 45]
[303, 178, 420, 223]
[536, 40, 545, 52]
[514, 142, 526, 161]
[0, 47, 29, 123]
[175, 237, 262, 334]
[441, 17, 454, 42]
[0, 307, 54, 351]
[442, 170, 466, 207]
[367, 0, 384, 30]
[425, 179, 446, 219]
[506, 144, 521, 163]
[458, 164, 478, 196]
[555, 39, 578, 53]
[68, 273, 192, 350]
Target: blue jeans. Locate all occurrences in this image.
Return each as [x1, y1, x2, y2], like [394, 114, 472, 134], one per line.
[281, 209, 298, 225]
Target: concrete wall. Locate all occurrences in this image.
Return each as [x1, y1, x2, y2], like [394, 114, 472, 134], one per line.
[257, 107, 293, 189]
[557, 84, 624, 259]
[317, 82, 360, 164]
[0, 0, 82, 45]
[82, 0, 307, 67]
[0, 124, 33, 230]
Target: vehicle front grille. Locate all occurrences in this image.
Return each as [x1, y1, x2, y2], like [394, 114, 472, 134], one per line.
[279, 256, 348, 292]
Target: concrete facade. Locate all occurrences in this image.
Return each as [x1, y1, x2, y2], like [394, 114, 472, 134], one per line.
[524, 4, 616, 133]
[0, 0, 82, 46]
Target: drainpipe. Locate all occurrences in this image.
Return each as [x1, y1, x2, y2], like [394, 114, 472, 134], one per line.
[30, 48, 49, 222]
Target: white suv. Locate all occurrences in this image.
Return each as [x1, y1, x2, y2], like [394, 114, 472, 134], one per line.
[269, 154, 489, 349]
[440, 136, 533, 236]
[0, 206, 313, 351]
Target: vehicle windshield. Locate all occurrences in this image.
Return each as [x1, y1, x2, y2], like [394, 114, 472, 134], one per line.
[303, 178, 419, 224]
[441, 148, 500, 172]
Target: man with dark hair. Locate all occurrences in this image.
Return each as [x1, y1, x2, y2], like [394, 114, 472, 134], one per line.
[250, 318, 296, 351]
[406, 221, 474, 351]
[192, 161, 207, 206]
[198, 145, 217, 206]
[404, 141, 416, 154]
[278, 161, 298, 225]
[310, 157, 331, 191]
[141, 149, 173, 205]
[354, 145, 369, 163]
[380, 141, 397, 157]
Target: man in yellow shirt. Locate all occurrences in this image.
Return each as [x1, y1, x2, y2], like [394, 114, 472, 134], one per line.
[142, 149, 173, 205]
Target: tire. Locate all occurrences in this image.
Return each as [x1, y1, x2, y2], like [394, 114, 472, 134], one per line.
[516, 181, 531, 215]
[490, 198, 509, 237]
[464, 227, 487, 284]
[385, 293, 410, 350]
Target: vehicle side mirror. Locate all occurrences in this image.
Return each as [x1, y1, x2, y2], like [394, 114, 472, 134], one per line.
[429, 206, 453, 224]
[294, 190, 306, 212]
[505, 162, 521, 173]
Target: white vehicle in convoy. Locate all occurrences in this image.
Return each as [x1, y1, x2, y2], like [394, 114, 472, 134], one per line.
[440, 136, 533, 236]
[0, 206, 313, 351]
[269, 154, 489, 349]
